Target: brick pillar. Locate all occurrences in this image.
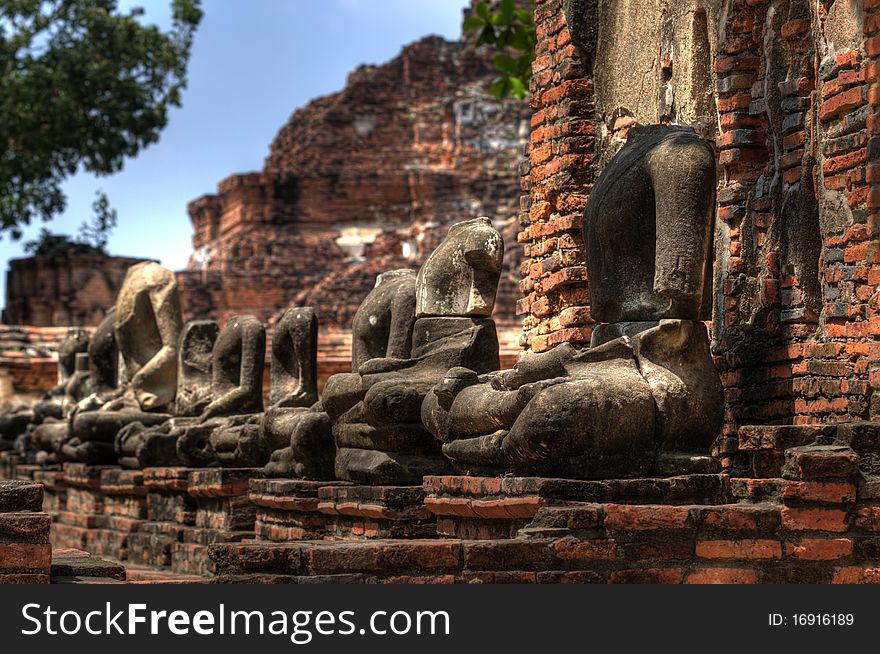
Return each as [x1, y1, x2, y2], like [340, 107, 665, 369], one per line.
[518, 0, 595, 353]
[864, 0, 880, 416]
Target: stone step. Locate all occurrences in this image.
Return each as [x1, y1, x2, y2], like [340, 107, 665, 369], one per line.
[50, 547, 126, 583]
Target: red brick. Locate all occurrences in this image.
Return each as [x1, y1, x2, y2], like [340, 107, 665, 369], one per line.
[696, 539, 782, 560]
[686, 567, 760, 584]
[782, 482, 857, 504]
[825, 148, 868, 176]
[552, 537, 617, 564]
[609, 568, 684, 584]
[717, 93, 753, 112]
[463, 541, 551, 570]
[832, 567, 880, 583]
[697, 506, 779, 532]
[836, 50, 862, 69]
[603, 504, 691, 531]
[0, 543, 51, 571]
[781, 507, 849, 532]
[715, 56, 761, 75]
[819, 86, 865, 121]
[784, 538, 853, 560]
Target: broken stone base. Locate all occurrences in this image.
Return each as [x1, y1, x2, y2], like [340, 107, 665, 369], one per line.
[51, 547, 126, 584]
[0, 479, 51, 583]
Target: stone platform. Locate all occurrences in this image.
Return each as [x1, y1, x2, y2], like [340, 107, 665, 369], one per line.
[5, 421, 880, 584]
[424, 474, 731, 539]
[5, 462, 262, 577]
[250, 479, 434, 541]
[208, 465, 864, 584]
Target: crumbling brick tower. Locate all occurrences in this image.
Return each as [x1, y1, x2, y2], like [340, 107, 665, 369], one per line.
[520, 0, 880, 449]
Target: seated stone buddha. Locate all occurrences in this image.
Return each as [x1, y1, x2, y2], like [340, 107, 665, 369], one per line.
[28, 309, 120, 462]
[60, 262, 184, 464]
[422, 125, 724, 479]
[322, 217, 504, 484]
[115, 319, 220, 468]
[1, 328, 89, 455]
[175, 314, 268, 468]
[261, 306, 335, 480]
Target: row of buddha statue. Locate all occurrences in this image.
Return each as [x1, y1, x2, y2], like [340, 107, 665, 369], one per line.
[0, 125, 725, 484]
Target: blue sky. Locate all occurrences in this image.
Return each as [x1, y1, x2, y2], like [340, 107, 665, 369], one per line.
[0, 0, 468, 304]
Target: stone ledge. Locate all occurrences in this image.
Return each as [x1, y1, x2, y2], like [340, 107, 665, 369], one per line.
[424, 474, 732, 505]
[188, 468, 262, 498]
[63, 463, 118, 489]
[143, 467, 191, 492]
[100, 469, 146, 496]
[249, 478, 350, 512]
[0, 512, 52, 542]
[0, 479, 43, 512]
[251, 480, 435, 541]
[50, 548, 126, 583]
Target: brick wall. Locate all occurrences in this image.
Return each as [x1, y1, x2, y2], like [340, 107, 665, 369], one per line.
[0, 325, 86, 398]
[714, 0, 879, 459]
[3, 249, 149, 327]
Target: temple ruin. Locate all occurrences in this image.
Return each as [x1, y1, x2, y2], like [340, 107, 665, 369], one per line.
[2, 0, 880, 585]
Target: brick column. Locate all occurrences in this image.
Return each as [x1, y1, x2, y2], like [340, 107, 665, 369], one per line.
[518, 0, 594, 353]
[866, 0, 880, 416]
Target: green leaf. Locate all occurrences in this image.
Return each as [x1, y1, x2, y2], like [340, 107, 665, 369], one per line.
[494, 53, 519, 76]
[508, 76, 527, 99]
[510, 25, 532, 51]
[475, 2, 490, 20]
[0, 0, 204, 234]
[478, 24, 496, 45]
[490, 76, 511, 99]
[498, 0, 516, 24]
[515, 9, 534, 26]
[463, 16, 484, 32]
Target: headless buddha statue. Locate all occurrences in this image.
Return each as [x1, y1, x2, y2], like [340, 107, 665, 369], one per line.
[422, 125, 724, 478]
[176, 314, 268, 468]
[61, 262, 183, 464]
[323, 217, 504, 484]
[261, 307, 335, 479]
[115, 319, 219, 468]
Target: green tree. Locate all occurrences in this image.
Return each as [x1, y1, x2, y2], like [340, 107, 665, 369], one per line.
[23, 228, 74, 256]
[464, 0, 535, 99]
[0, 0, 203, 238]
[24, 188, 117, 255]
[77, 188, 117, 252]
